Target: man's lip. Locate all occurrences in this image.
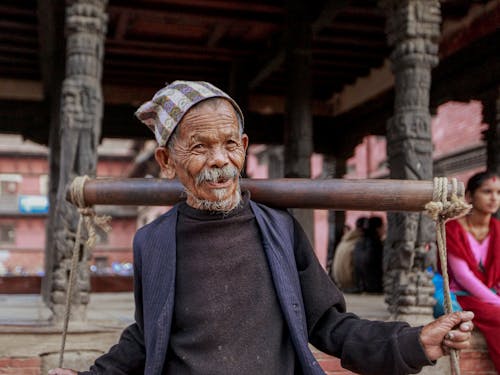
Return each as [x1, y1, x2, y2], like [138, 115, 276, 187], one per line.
[204, 179, 233, 188]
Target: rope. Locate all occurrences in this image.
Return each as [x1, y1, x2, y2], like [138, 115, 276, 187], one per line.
[424, 177, 471, 375]
[58, 175, 111, 368]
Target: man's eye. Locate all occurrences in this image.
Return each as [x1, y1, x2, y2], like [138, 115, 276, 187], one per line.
[192, 144, 205, 150]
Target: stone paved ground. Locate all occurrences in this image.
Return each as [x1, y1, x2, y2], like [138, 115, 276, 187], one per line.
[0, 292, 388, 325]
[0, 292, 494, 374]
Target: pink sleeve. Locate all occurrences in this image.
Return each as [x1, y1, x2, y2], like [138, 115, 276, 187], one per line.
[448, 254, 500, 305]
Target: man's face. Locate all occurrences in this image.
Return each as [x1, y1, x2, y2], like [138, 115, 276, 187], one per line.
[156, 99, 248, 210]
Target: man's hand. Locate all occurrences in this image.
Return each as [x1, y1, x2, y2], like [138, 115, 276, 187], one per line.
[420, 310, 474, 361]
[48, 368, 77, 375]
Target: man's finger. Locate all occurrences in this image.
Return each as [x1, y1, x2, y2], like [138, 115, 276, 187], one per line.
[458, 320, 474, 332]
[445, 329, 471, 343]
[440, 310, 474, 330]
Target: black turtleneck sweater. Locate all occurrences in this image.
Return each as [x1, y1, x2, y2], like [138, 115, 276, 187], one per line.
[164, 192, 297, 374]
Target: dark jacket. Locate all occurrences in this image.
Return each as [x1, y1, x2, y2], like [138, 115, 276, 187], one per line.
[80, 200, 431, 375]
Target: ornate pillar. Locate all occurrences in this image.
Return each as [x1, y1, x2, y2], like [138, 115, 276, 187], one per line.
[482, 87, 500, 219]
[48, 0, 108, 322]
[380, 0, 440, 324]
[483, 87, 500, 176]
[39, 0, 66, 303]
[284, 0, 315, 243]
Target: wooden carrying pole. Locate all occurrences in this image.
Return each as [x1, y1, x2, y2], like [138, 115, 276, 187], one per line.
[67, 177, 464, 211]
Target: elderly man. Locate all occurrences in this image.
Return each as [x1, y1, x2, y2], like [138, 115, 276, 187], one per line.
[50, 81, 474, 375]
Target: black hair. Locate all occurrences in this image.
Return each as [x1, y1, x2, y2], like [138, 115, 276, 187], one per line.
[368, 216, 383, 231]
[466, 171, 500, 195]
[355, 217, 369, 230]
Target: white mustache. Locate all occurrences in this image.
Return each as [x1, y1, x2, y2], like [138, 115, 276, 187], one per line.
[195, 165, 239, 186]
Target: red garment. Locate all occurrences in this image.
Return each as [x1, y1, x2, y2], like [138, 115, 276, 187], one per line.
[446, 218, 500, 373]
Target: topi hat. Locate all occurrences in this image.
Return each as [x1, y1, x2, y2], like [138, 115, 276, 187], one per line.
[135, 80, 244, 146]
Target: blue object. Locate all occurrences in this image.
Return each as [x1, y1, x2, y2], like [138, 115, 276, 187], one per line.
[432, 272, 462, 318]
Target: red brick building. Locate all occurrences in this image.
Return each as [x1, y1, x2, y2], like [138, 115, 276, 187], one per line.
[0, 135, 137, 277]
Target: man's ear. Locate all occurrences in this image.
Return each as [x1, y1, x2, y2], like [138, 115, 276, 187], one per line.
[154, 147, 176, 179]
[241, 133, 249, 153]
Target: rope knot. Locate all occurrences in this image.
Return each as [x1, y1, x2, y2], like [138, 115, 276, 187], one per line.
[78, 207, 94, 216]
[70, 175, 112, 248]
[424, 177, 470, 375]
[424, 177, 471, 223]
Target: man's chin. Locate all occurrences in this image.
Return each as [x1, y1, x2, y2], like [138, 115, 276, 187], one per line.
[186, 188, 241, 212]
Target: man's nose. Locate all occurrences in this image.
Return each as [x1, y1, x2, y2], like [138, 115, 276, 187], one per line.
[208, 146, 229, 168]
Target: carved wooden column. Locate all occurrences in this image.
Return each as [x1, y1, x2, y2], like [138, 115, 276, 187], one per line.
[284, 0, 314, 243]
[483, 87, 500, 176]
[483, 87, 500, 219]
[380, 0, 440, 324]
[38, 0, 66, 303]
[49, 0, 108, 322]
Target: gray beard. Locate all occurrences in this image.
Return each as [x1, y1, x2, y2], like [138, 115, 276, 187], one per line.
[184, 186, 242, 214]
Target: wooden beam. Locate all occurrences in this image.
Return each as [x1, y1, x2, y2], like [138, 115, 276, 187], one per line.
[0, 99, 48, 142]
[431, 32, 500, 109]
[440, 0, 500, 59]
[0, 79, 334, 116]
[0, 32, 38, 45]
[105, 59, 221, 74]
[105, 39, 247, 61]
[145, 0, 283, 15]
[249, 51, 285, 89]
[0, 44, 37, 55]
[113, 13, 130, 40]
[37, 0, 65, 99]
[249, 0, 350, 89]
[0, 5, 35, 17]
[0, 78, 43, 100]
[311, 0, 349, 35]
[107, 5, 282, 25]
[207, 23, 228, 47]
[70, 177, 465, 212]
[314, 35, 386, 48]
[0, 20, 37, 32]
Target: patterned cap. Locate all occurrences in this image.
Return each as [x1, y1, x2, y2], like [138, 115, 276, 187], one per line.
[135, 80, 244, 146]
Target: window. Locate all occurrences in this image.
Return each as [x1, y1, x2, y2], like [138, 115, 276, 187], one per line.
[0, 224, 15, 244]
[0, 181, 18, 196]
[0, 174, 22, 197]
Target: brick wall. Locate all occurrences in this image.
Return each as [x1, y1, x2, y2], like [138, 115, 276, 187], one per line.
[431, 101, 485, 159]
[0, 357, 40, 375]
[460, 330, 497, 375]
[312, 347, 357, 375]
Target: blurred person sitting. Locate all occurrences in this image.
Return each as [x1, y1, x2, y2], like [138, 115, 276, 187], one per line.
[353, 216, 384, 293]
[331, 217, 367, 291]
[445, 171, 500, 373]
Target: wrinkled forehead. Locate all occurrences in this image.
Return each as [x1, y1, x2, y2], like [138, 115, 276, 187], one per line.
[182, 97, 238, 120]
[176, 99, 241, 137]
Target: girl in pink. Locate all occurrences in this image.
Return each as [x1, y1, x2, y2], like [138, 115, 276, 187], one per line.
[446, 171, 500, 373]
